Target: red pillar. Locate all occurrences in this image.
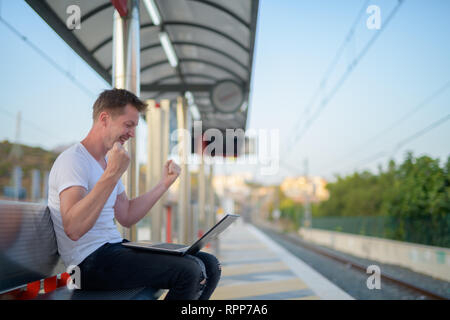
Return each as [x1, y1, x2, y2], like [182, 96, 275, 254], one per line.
[111, 0, 128, 17]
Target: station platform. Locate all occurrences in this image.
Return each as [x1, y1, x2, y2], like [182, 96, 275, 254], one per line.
[208, 220, 354, 300]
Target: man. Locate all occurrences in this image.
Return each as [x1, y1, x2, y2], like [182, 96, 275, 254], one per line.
[48, 88, 221, 300]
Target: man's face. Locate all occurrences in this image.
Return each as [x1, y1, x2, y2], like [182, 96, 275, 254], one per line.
[104, 104, 140, 149]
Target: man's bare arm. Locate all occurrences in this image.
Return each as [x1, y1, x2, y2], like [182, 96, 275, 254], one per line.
[114, 181, 168, 228]
[60, 173, 120, 241]
[114, 160, 180, 227]
[60, 142, 130, 241]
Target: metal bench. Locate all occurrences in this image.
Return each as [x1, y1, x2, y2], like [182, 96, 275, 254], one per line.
[0, 200, 162, 300]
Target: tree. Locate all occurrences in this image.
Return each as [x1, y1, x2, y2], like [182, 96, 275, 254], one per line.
[310, 151, 449, 247]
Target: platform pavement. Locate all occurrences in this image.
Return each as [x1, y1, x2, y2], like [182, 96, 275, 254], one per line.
[209, 219, 354, 300]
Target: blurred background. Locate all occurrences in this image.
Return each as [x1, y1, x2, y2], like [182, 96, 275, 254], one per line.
[0, 0, 449, 278]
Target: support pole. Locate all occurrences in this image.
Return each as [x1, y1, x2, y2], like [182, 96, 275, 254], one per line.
[161, 100, 171, 240]
[206, 163, 215, 230]
[197, 131, 206, 236]
[207, 163, 218, 255]
[112, 0, 140, 241]
[303, 158, 311, 228]
[176, 96, 191, 244]
[42, 171, 49, 202]
[31, 169, 40, 202]
[146, 99, 170, 242]
[146, 99, 160, 241]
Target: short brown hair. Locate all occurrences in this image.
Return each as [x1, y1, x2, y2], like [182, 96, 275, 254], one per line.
[92, 88, 147, 120]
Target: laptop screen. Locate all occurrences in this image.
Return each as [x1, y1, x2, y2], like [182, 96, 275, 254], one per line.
[185, 214, 239, 255]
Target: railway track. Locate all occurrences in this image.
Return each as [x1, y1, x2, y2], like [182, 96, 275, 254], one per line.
[256, 225, 448, 300]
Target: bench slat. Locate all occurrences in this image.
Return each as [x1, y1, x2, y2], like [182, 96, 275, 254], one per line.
[1, 200, 162, 300]
[0, 201, 65, 293]
[36, 286, 163, 300]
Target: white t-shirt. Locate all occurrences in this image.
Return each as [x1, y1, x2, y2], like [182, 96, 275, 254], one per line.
[48, 142, 124, 267]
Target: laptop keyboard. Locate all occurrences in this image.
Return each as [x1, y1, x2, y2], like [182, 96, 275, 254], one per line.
[150, 243, 187, 250]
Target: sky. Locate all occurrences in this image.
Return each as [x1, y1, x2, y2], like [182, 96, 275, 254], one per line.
[0, 0, 449, 184]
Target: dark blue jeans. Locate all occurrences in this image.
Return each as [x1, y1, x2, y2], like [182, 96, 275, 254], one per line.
[77, 239, 221, 300]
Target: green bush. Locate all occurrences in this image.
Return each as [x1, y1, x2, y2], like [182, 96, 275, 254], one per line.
[277, 151, 450, 247]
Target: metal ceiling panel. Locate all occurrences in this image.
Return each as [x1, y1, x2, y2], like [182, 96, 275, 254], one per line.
[25, 0, 259, 132]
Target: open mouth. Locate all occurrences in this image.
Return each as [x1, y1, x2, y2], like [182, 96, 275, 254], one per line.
[119, 136, 127, 144]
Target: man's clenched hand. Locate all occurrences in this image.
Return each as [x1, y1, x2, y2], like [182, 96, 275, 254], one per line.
[106, 142, 130, 179]
[162, 160, 181, 189]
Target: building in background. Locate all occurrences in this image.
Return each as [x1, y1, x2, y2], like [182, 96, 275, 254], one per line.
[280, 176, 329, 204]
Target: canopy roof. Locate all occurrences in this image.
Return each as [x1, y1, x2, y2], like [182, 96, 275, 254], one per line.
[26, 0, 259, 133]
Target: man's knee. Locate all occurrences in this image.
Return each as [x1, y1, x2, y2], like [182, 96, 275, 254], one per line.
[198, 252, 221, 278]
[212, 254, 221, 275]
[180, 257, 204, 284]
[178, 258, 206, 299]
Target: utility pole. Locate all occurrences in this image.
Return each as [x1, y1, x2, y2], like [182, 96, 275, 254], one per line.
[303, 158, 312, 228]
[9, 111, 22, 160]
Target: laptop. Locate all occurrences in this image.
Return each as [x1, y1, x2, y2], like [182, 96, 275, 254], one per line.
[122, 214, 239, 256]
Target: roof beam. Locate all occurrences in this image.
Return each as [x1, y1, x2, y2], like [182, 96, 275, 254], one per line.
[161, 21, 250, 52]
[141, 60, 172, 73]
[91, 22, 249, 55]
[107, 41, 249, 75]
[81, 3, 113, 23]
[180, 58, 246, 83]
[140, 58, 246, 84]
[141, 83, 213, 92]
[247, 0, 259, 93]
[144, 73, 217, 86]
[172, 41, 249, 73]
[187, 0, 250, 29]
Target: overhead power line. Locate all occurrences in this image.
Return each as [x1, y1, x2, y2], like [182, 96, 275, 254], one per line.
[392, 113, 450, 154]
[286, 0, 405, 159]
[285, 0, 370, 152]
[319, 79, 450, 173]
[0, 106, 56, 139]
[0, 16, 96, 98]
[337, 112, 450, 174]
